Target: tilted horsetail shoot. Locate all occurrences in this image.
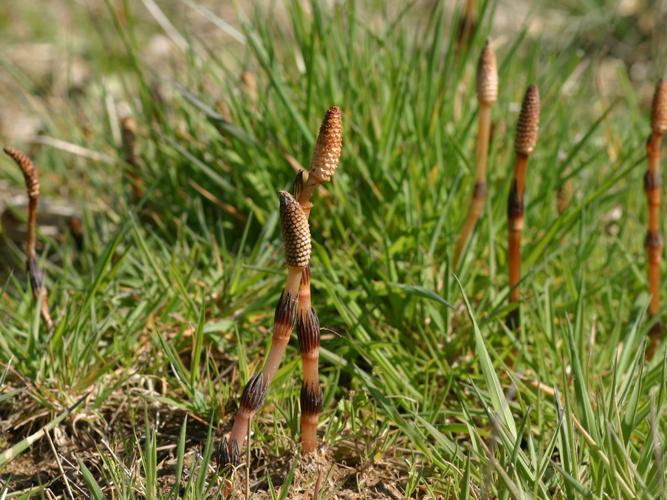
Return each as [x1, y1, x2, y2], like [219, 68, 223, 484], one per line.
[3, 147, 53, 329]
[221, 191, 311, 466]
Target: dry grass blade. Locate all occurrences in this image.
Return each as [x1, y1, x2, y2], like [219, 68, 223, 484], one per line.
[0, 392, 88, 468]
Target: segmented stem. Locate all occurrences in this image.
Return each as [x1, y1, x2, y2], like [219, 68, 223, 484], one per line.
[508, 156, 527, 301]
[506, 85, 540, 328]
[297, 267, 322, 453]
[646, 132, 664, 339]
[453, 40, 497, 268]
[223, 192, 311, 465]
[292, 106, 342, 454]
[3, 147, 53, 329]
[453, 105, 493, 268]
[646, 79, 667, 341]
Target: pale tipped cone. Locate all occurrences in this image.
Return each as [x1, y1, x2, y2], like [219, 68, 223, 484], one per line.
[309, 106, 343, 182]
[476, 39, 498, 105]
[514, 85, 540, 156]
[651, 79, 667, 134]
[279, 191, 311, 268]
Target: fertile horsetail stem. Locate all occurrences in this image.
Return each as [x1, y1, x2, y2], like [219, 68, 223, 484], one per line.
[292, 106, 343, 454]
[262, 190, 311, 382]
[453, 39, 498, 268]
[507, 85, 540, 329]
[645, 80, 667, 340]
[120, 116, 143, 199]
[3, 147, 53, 329]
[296, 267, 322, 453]
[222, 192, 311, 465]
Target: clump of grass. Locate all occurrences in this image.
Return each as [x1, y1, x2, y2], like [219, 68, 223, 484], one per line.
[222, 190, 311, 466]
[293, 105, 343, 454]
[3, 146, 53, 329]
[453, 39, 498, 269]
[506, 85, 540, 329]
[645, 79, 667, 342]
[5, 1, 667, 497]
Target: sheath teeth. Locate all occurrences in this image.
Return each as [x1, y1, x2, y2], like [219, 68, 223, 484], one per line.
[240, 373, 268, 412]
[274, 290, 297, 327]
[297, 307, 320, 354]
[300, 382, 323, 415]
[27, 256, 44, 295]
[218, 438, 240, 466]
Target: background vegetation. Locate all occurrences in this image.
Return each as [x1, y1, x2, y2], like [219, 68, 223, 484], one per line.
[1, 0, 666, 497]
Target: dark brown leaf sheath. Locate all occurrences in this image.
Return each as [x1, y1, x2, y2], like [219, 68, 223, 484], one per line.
[300, 382, 323, 415]
[240, 373, 268, 412]
[274, 290, 297, 341]
[219, 438, 240, 467]
[297, 307, 320, 354]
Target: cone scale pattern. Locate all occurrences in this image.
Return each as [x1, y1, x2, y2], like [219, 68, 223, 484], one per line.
[514, 85, 540, 156]
[280, 191, 311, 268]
